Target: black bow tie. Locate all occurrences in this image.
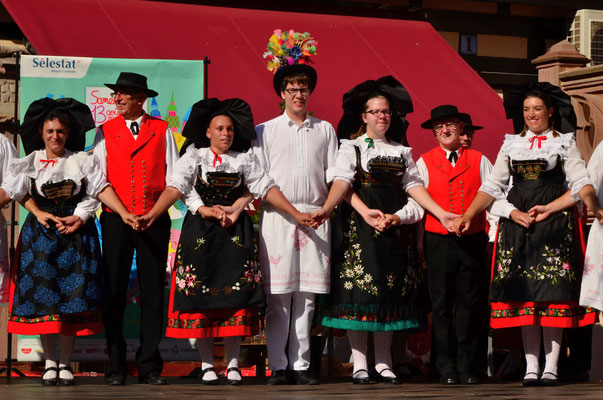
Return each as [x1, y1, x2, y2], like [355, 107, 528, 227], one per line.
[448, 151, 458, 164]
[130, 121, 139, 136]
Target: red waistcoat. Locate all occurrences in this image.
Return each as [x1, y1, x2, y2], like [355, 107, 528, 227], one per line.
[102, 115, 168, 215]
[422, 147, 486, 235]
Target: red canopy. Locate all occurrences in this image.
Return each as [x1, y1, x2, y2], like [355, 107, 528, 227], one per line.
[2, 0, 512, 160]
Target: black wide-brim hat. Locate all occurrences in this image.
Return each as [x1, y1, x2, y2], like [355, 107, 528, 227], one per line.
[20, 97, 95, 154]
[503, 82, 577, 134]
[420, 104, 465, 129]
[273, 64, 317, 96]
[181, 98, 256, 152]
[459, 113, 483, 131]
[336, 75, 414, 145]
[105, 72, 158, 98]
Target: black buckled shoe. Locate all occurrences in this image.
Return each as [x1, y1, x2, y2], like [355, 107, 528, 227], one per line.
[58, 365, 75, 386]
[292, 370, 318, 385]
[140, 371, 167, 385]
[352, 369, 370, 385]
[540, 372, 558, 386]
[42, 367, 58, 386]
[226, 367, 242, 385]
[439, 373, 458, 385]
[521, 372, 539, 387]
[267, 369, 287, 385]
[374, 368, 401, 384]
[459, 372, 479, 385]
[199, 367, 219, 385]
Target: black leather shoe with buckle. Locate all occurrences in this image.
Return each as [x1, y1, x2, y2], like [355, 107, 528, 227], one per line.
[140, 371, 167, 385]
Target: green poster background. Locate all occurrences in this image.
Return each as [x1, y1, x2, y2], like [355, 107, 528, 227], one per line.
[15, 55, 204, 361]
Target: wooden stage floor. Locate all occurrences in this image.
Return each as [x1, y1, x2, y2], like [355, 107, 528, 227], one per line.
[2, 377, 603, 399]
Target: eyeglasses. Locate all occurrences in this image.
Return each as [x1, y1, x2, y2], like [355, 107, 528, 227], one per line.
[364, 109, 392, 117]
[110, 90, 137, 99]
[284, 88, 310, 96]
[433, 122, 459, 133]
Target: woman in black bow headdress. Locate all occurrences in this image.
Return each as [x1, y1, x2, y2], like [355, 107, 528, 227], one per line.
[313, 76, 456, 384]
[139, 98, 315, 385]
[3, 98, 137, 386]
[454, 82, 602, 386]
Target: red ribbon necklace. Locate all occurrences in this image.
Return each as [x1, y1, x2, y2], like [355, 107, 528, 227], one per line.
[211, 149, 222, 167]
[39, 159, 57, 171]
[528, 135, 547, 150]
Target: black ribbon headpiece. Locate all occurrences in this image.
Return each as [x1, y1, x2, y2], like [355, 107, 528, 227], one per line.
[20, 97, 95, 155]
[503, 82, 577, 134]
[336, 75, 413, 145]
[181, 98, 256, 152]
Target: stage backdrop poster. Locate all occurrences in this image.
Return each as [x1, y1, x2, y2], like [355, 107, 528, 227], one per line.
[15, 55, 203, 361]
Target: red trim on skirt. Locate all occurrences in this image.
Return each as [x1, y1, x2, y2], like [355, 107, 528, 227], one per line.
[490, 301, 596, 329]
[7, 312, 103, 336]
[166, 307, 260, 338]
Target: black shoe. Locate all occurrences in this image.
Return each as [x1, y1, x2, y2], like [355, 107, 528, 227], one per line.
[199, 367, 219, 385]
[439, 373, 458, 385]
[352, 369, 370, 385]
[57, 365, 75, 386]
[521, 372, 539, 387]
[540, 372, 558, 386]
[292, 370, 318, 385]
[267, 369, 287, 385]
[374, 368, 401, 384]
[459, 372, 479, 385]
[106, 373, 126, 385]
[42, 367, 58, 386]
[139, 371, 167, 385]
[226, 367, 242, 385]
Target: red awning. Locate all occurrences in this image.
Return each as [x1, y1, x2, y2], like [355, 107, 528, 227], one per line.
[2, 0, 512, 160]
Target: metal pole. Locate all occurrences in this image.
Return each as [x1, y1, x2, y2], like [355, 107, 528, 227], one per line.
[203, 56, 210, 99]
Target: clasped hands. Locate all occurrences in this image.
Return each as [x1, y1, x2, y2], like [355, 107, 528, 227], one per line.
[35, 211, 85, 235]
[451, 204, 552, 237]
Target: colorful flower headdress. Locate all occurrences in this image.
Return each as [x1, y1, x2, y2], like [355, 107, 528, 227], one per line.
[264, 29, 318, 74]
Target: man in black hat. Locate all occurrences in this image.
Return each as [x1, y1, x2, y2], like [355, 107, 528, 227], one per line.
[416, 105, 491, 385]
[253, 64, 338, 385]
[93, 72, 179, 385]
[459, 113, 483, 150]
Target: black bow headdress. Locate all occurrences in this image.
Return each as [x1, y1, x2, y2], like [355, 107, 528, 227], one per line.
[503, 82, 577, 134]
[20, 97, 95, 154]
[181, 98, 256, 152]
[336, 75, 413, 145]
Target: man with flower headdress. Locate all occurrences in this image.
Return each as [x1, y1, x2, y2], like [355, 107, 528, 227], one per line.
[93, 72, 179, 385]
[253, 30, 338, 385]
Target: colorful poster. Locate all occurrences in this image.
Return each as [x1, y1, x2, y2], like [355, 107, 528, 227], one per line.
[14, 55, 204, 361]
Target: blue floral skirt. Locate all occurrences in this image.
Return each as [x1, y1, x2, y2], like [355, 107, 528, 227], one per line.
[8, 213, 103, 336]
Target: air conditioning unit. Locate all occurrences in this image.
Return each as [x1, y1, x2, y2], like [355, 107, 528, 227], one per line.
[568, 9, 603, 65]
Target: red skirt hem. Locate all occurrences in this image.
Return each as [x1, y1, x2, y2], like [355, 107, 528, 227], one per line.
[166, 307, 260, 339]
[7, 316, 102, 336]
[490, 301, 596, 329]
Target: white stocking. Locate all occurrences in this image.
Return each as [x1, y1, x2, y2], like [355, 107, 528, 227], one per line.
[40, 334, 57, 380]
[374, 331, 395, 378]
[58, 335, 76, 380]
[347, 330, 369, 379]
[197, 338, 217, 381]
[521, 325, 541, 377]
[542, 327, 562, 379]
[224, 336, 242, 381]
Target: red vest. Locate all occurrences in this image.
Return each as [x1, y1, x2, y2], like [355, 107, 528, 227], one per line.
[102, 115, 168, 215]
[422, 147, 486, 235]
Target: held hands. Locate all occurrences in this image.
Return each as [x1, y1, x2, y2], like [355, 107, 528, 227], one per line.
[510, 209, 533, 228]
[198, 205, 225, 222]
[309, 207, 331, 227]
[527, 205, 551, 223]
[121, 212, 140, 231]
[55, 215, 84, 235]
[35, 210, 60, 229]
[439, 211, 461, 234]
[294, 212, 319, 229]
[214, 205, 242, 228]
[378, 214, 401, 231]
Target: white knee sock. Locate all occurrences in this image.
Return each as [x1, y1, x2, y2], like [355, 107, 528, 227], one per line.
[347, 330, 369, 379]
[58, 335, 75, 380]
[198, 338, 217, 381]
[374, 331, 395, 378]
[542, 327, 562, 379]
[40, 334, 57, 380]
[521, 325, 541, 377]
[224, 336, 242, 381]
